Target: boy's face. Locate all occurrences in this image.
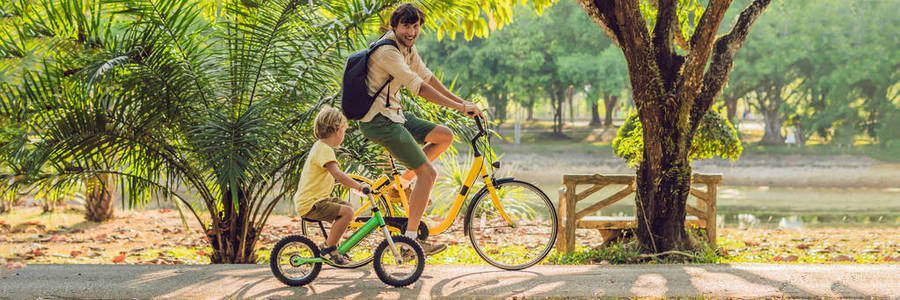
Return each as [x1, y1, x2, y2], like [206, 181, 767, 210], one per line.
[394, 21, 421, 48]
[336, 124, 348, 144]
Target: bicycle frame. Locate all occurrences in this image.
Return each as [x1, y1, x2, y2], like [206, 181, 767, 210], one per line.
[293, 192, 401, 265]
[351, 117, 517, 236]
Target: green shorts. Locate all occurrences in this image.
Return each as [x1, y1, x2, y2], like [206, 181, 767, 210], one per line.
[302, 198, 350, 222]
[359, 112, 437, 169]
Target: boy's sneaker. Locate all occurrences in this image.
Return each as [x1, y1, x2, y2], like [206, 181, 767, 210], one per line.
[319, 245, 351, 266]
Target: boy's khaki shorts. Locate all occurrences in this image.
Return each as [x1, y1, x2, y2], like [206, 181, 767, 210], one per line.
[359, 112, 437, 170]
[302, 198, 350, 222]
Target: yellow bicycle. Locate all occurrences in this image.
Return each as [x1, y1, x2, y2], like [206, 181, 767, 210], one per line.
[342, 116, 558, 270]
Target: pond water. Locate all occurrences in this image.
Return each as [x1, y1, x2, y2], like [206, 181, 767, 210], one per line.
[556, 184, 900, 229]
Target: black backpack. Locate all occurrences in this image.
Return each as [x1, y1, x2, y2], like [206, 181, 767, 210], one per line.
[341, 39, 398, 120]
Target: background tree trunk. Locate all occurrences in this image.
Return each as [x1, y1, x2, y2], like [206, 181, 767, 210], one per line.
[603, 94, 618, 127]
[567, 86, 575, 124]
[526, 95, 535, 121]
[724, 94, 739, 123]
[589, 102, 602, 126]
[552, 87, 565, 136]
[84, 174, 114, 222]
[760, 87, 785, 145]
[496, 92, 509, 124]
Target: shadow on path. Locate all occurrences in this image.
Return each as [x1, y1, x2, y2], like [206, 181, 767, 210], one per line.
[2, 264, 897, 298]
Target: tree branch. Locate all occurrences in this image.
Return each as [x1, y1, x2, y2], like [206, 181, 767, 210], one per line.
[653, 0, 678, 86]
[674, 20, 690, 50]
[674, 0, 732, 110]
[691, 0, 773, 131]
[575, 0, 624, 49]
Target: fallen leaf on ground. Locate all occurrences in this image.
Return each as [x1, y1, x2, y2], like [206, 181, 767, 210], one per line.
[831, 255, 853, 262]
[773, 255, 798, 262]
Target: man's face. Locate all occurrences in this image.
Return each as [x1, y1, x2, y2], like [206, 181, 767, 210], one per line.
[394, 21, 421, 48]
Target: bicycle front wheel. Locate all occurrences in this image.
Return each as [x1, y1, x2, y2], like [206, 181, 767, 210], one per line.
[300, 175, 391, 269]
[340, 175, 393, 268]
[464, 179, 558, 270]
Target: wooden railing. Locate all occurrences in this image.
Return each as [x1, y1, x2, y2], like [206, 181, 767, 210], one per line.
[556, 173, 722, 253]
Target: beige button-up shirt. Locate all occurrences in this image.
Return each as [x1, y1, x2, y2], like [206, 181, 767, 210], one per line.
[360, 31, 435, 123]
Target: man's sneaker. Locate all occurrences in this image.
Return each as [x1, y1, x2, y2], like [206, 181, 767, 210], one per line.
[418, 240, 447, 256]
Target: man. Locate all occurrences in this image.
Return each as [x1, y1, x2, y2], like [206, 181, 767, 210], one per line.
[358, 3, 482, 255]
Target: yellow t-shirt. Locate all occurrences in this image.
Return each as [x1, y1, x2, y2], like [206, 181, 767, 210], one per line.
[295, 140, 338, 216]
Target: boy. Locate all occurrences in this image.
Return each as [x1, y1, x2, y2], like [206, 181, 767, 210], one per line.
[296, 106, 369, 265]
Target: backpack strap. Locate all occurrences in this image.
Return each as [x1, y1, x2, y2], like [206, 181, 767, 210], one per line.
[368, 39, 399, 108]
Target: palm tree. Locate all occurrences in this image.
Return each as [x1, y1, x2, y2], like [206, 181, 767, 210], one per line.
[1, 0, 118, 219]
[2, 0, 554, 263]
[3, 0, 403, 263]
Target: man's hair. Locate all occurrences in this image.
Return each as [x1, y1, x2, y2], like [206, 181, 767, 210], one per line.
[390, 3, 425, 28]
[314, 106, 346, 139]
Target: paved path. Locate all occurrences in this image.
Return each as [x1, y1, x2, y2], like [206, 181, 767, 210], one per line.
[2, 264, 899, 299]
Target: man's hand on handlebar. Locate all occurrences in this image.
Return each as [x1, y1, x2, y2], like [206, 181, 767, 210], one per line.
[357, 183, 371, 194]
[458, 101, 483, 117]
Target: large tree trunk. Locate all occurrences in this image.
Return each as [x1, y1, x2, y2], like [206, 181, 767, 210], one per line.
[635, 123, 694, 251]
[576, 0, 771, 253]
[589, 102, 602, 126]
[603, 94, 619, 127]
[85, 174, 114, 222]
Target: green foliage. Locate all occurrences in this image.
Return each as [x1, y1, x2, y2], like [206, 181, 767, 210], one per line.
[728, 0, 900, 145]
[418, 0, 625, 125]
[613, 110, 742, 167]
[0, 0, 549, 262]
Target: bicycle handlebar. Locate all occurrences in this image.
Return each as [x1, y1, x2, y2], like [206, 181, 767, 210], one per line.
[474, 116, 485, 135]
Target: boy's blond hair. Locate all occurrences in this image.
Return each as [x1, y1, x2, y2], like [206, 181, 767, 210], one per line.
[314, 106, 347, 139]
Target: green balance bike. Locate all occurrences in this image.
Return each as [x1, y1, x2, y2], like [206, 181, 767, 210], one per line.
[269, 188, 426, 287]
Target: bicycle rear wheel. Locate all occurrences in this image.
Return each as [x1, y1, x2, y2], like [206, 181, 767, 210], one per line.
[270, 235, 320, 286]
[464, 179, 558, 270]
